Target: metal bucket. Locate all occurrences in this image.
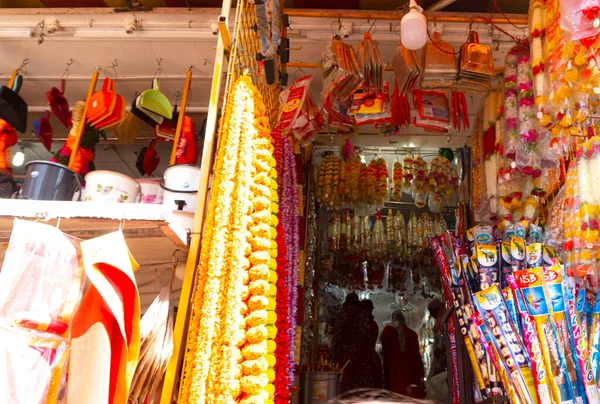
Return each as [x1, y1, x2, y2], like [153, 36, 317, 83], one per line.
[21, 160, 81, 201]
[300, 371, 339, 404]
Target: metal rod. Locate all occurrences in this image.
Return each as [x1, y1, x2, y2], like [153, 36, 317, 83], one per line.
[18, 136, 156, 142]
[170, 70, 193, 165]
[27, 105, 208, 113]
[15, 74, 211, 82]
[160, 0, 232, 402]
[69, 71, 98, 170]
[284, 9, 528, 25]
[286, 61, 504, 72]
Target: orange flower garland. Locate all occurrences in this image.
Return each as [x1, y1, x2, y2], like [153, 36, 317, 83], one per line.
[179, 76, 275, 403]
[239, 81, 277, 404]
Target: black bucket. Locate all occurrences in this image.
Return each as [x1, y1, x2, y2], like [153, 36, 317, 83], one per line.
[21, 161, 82, 201]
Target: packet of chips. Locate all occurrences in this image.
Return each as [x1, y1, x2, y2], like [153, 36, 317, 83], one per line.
[543, 266, 587, 404]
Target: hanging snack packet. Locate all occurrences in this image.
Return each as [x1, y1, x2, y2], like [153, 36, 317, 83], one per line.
[473, 284, 539, 404]
[514, 268, 576, 404]
[278, 75, 312, 131]
[508, 275, 554, 404]
[474, 224, 495, 245]
[526, 243, 544, 269]
[472, 311, 513, 398]
[510, 235, 526, 273]
[476, 244, 499, 290]
[412, 89, 451, 132]
[543, 266, 588, 404]
[564, 273, 600, 403]
[503, 286, 521, 335]
[590, 297, 600, 383]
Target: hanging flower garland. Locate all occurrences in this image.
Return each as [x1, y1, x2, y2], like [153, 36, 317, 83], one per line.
[282, 133, 300, 387]
[240, 86, 277, 404]
[179, 76, 257, 403]
[272, 128, 291, 403]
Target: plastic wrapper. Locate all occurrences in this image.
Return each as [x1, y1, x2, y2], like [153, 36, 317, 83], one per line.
[563, 271, 600, 402]
[129, 287, 174, 404]
[401, 151, 414, 194]
[515, 41, 543, 178]
[320, 38, 364, 102]
[577, 154, 599, 247]
[278, 75, 312, 131]
[0, 219, 84, 336]
[502, 47, 520, 171]
[560, 0, 600, 42]
[507, 274, 554, 404]
[544, 266, 588, 403]
[412, 89, 451, 132]
[0, 327, 69, 404]
[412, 153, 428, 208]
[514, 268, 577, 403]
[545, 187, 566, 249]
[473, 284, 538, 404]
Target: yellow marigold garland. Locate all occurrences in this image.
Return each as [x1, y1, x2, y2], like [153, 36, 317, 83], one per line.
[179, 76, 256, 403]
[179, 76, 280, 403]
[239, 79, 277, 403]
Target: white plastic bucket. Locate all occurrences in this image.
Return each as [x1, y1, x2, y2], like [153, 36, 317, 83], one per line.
[84, 170, 141, 203]
[137, 179, 164, 204]
[161, 165, 201, 213]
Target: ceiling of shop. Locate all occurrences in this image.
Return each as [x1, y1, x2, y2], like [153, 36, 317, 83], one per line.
[0, 5, 527, 167]
[0, 0, 530, 14]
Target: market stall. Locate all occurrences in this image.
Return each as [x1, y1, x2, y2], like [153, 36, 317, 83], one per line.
[1, 0, 599, 403]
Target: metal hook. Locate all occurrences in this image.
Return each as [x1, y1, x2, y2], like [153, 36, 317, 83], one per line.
[294, 67, 306, 79]
[466, 20, 474, 35]
[89, 19, 93, 27]
[154, 57, 164, 78]
[189, 20, 193, 29]
[203, 58, 209, 66]
[104, 59, 119, 79]
[172, 249, 182, 267]
[62, 58, 73, 79]
[17, 58, 29, 75]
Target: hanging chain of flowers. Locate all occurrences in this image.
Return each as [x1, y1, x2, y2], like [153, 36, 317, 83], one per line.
[179, 76, 257, 403]
[282, 132, 300, 388]
[239, 84, 277, 404]
[272, 128, 291, 403]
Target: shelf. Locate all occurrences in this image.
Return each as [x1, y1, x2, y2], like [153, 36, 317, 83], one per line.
[0, 199, 167, 221]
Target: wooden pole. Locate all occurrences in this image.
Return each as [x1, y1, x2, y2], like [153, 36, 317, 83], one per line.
[69, 71, 99, 170]
[159, 0, 232, 402]
[169, 69, 192, 166]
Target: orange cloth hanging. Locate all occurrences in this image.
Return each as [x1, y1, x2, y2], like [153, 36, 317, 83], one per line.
[175, 115, 197, 165]
[0, 120, 17, 171]
[67, 231, 140, 404]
